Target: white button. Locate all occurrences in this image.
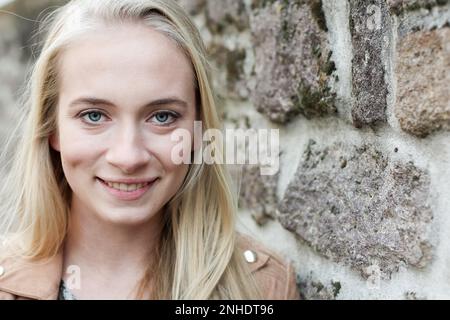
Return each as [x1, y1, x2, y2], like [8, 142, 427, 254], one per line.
[0, 266, 4, 277]
[244, 250, 257, 263]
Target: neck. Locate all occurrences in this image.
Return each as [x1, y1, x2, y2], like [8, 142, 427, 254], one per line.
[62, 196, 163, 299]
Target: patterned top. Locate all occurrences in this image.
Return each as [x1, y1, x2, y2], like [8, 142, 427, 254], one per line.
[58, 280, 77, 300]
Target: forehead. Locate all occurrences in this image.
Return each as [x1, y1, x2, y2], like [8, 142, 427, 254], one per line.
[57, 23, 195, 103]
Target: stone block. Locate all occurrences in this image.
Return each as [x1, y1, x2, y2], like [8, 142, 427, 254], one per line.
[349, 0, 391, 127]
[238, 164, 279, 225]
[278, 140, 433, 279]
[250, 0, 337, 123]
[395, 28, 450, 137]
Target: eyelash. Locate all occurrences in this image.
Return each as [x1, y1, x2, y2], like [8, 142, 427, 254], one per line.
[78, 109, 180, 126]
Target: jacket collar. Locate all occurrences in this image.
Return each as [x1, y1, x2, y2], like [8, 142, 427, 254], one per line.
[0, 249, 63, 300]
[0, 233, 268, 300]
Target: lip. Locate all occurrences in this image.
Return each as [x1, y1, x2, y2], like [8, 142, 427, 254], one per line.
[96, 177, 158, 201]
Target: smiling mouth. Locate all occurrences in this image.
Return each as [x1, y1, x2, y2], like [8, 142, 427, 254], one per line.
[97, 178, 156, 192]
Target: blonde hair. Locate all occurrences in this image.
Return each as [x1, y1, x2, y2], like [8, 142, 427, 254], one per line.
[0, 0, 261, 299]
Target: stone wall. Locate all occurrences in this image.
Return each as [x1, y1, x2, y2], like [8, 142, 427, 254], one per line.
[178, 0, 450, 299]
[1, 0, 449, 299]
[0, 0, 68, 152]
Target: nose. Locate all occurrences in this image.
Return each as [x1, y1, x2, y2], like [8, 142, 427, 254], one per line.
[105, 124, 151, 174]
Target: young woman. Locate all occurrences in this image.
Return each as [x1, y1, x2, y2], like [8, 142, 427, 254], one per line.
[0, 0, 299, 300]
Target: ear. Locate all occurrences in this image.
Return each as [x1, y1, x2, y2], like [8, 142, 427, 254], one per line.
[49, 131, 60, 152]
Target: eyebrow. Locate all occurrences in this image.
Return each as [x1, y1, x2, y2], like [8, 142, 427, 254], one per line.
[68, 96, 188, 109]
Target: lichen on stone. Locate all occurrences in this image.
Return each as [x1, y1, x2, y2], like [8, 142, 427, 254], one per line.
[250, 0, 337, 123]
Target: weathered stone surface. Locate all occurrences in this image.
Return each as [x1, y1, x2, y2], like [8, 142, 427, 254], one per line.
[395, 28, 450, 137]
[206, 0, 249, 32]
[387, 0, 450, 15]
[299, 273, 341, 299]
[0, 0, 66, 146]
[278, 140, 433, 279]
[7, 0, 69, 61]
[250, 0, 337, 123]
[238, 164, 279, 225]
[177, 0, 206, 15]
[207, 43, 250, 99]
[349, 0, 391, 127]
[0, 15, 25, 147]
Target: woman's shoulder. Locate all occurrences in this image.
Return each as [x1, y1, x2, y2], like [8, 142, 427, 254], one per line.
[0, 235, 62, 300]
[236, 232, 300, 300]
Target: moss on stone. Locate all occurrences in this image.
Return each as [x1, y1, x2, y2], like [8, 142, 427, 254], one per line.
[251, 0, 276, 10]
[312, 281, 325, 292]
[293, 83, 337, 118]
[332, 281, 342, 298]
[321, 52, 336, 76]
[225, 48, 246, 84]
[309, 0, 327, 31]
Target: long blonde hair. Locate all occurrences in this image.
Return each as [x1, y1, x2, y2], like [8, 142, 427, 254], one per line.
[0, 0, 261, 299]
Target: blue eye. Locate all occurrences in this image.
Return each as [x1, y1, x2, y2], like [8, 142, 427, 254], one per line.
[155, 113, 169, 123]
[151, 111, 179, 126]
[80, 111, 105, 123]
[78, 110, 178, 126]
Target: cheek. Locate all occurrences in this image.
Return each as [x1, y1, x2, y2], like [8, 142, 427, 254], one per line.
[150, 134, 191, 172]
[58, 129, 101, 171]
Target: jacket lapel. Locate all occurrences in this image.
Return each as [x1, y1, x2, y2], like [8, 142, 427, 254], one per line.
[0, 250, 63, 300]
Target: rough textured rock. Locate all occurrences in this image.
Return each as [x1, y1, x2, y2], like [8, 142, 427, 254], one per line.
[278, 140, 433, 279]
[349, 0, 391, 127]
[387, 0, 450, 15]
[200, 1, 251, 100]
[249, 0, 337, 123]
[238, 164, 279, 225]
[395, 28, 450, 137]
[207, 43, 250, 99]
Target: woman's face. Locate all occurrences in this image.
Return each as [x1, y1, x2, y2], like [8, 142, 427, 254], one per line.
[50, 23, 196, 226]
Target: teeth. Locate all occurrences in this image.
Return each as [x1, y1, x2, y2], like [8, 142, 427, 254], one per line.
[105, 181, 148, 192]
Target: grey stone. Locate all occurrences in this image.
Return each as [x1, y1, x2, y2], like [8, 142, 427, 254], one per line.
[278, 140, 433, 279]
[0, 0, 67, 151]
[349, 0, 391, 127]
[395, 27, 450, 137]
[206, 0, 249, 32]
[207, 43, 249, 100]
[249, 0, 337, 123]
[238, 164, 279, 225]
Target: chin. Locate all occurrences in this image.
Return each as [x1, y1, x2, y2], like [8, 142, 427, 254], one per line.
[99, 208, 158, 227]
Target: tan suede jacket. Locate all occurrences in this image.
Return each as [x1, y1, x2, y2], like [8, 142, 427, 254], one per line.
[0, 234, 300, 300]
